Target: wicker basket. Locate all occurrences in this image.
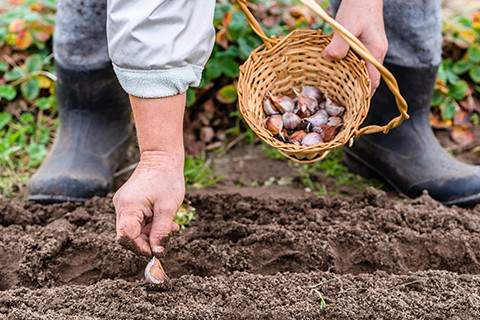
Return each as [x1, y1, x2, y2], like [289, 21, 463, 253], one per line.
[237, 0, 409, 163]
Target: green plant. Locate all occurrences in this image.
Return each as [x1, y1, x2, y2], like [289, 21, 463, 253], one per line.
[0, 0, 56, 50]
[184, 153, 223, 188]
[0, 108, 56, 197]
[431, 12, 480, 145]
[293, 149, 383, 195]
[174, 203, 196, 231]
[2, 53, 56, 102]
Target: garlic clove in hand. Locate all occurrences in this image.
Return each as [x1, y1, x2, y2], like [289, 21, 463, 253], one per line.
[145, 257, 167, 284]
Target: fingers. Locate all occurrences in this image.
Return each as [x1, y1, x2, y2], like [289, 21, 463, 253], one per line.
[366, 62, 382, 96]
[149, 204, 178, 259]
[171, 221, 180, 233]
[323, 32, 350, 61]
[116, 210, 152, 257]
[324, 32, 387, 96]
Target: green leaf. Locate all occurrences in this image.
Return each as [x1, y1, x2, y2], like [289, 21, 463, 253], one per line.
[27, 143, 47, 163]
[186, 88, 196, 107]
[469, 66, 480, 83]
[448, 80, 468, 100]
[452, 60, 472, 74]
[42, 0, 58, 9]
[0, 61, 7, 72]
[26, 55, 43, 73]
[0, 84, 17, 101]
[0, 112, 12, 131]
[437, 63, 447, 83]
[458, 16, 473, 28]
[468, 46, 480, 63]
[216, 84, 238, 103]
[445, 69, 459, 84]
[4, 66, 26, 81]
[24, 11, 40, 23]
[205, 58, 222, 80]
[441, 99, 457, 120]
[36, 97, 51, 110]
[21, 113, 34, 124]
[238, 37, 261, 60]
[21, 78, 40, 101]
[431, 90, 446, 106]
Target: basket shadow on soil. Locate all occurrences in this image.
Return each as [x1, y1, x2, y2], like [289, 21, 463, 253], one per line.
[1, 188, 480, 319]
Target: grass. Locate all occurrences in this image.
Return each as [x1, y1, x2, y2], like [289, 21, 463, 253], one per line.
[262, 144, 384, 195]
[0, 104, 57, 199]
[184, 152, 223, 188]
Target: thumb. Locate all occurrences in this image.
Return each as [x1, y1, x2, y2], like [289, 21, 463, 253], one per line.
[149, 204, 177, 259]
[323, 32, 350, 61]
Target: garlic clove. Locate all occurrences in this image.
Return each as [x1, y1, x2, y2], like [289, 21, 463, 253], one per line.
[270, 93, 295, 114]
[301, 132, 324, 146]
[282, 112, 301, 130]
[327, 116, 343, 127]
[300, 86, 323, 101]
[294, 89, 318, 114]
[145, 257, 167, 284]
[313, 124, 343, 142]
[263, 98, 279, 115]
[305, 110, 328, 126]
[325, 97, 345, 116]
[290, 130, 307, 145]
[265, 114, 283, 134]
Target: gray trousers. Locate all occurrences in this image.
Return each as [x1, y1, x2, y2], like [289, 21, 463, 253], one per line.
[54, 0, 442, 70]
[330, 0, 442, 68]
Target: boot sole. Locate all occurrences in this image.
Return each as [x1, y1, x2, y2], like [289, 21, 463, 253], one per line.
[28, 194, 88, 203]
[343, 149, 480, 207]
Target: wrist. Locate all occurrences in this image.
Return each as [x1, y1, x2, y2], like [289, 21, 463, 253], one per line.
[129, 92, 186, 155]
[139, 149, 184, 171]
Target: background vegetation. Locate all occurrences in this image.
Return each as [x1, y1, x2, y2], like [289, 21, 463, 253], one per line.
[0, 0, 479, 198]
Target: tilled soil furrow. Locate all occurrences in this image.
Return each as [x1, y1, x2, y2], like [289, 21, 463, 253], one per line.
[1, 189, 480, 291]
[1, 270, 479, 319]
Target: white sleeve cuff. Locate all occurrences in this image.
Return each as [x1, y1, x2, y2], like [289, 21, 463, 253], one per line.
[112, 64, 203, 98]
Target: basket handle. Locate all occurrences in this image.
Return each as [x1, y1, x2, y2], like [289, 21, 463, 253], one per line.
[236, 0, 409, 136]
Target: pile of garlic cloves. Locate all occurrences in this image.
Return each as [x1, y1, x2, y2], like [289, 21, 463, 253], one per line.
[264, 86, 345, 146]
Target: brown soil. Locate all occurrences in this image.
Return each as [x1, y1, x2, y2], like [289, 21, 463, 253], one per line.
[2, 183, 480, 319]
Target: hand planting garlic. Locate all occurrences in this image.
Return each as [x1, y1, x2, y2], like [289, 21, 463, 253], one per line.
[263, 87, 344, 146]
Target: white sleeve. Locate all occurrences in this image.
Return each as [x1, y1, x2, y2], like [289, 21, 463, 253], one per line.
[107, 0, 216, 98]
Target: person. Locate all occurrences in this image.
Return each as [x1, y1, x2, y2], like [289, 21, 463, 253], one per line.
[28, 0, 480, 259]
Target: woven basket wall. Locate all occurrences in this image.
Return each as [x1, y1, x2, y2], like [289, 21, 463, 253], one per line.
[237, 29, 371, 163]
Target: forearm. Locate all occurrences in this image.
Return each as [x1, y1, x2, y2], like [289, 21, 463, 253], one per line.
[130, 94, 185, 166]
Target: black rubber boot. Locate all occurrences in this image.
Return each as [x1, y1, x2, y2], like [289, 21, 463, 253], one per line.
[28, 62, 132, 202]
[344, 63, 480, 206]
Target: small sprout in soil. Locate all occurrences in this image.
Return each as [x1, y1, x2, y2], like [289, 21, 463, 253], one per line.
[309, 277, 338, 310]
[174, 203, 196, 231]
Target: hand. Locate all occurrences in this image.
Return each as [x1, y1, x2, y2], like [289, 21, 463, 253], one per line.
[323, 0, 388, 95]
[114, 150, 185, 258]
